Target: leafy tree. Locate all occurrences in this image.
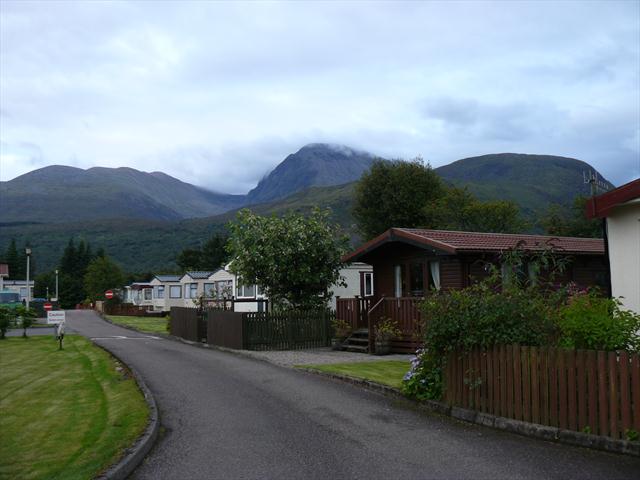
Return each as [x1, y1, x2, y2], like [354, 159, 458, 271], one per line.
[176, 234, 230, 271]
[16, 305, 36, 337]
[34, 271, 56, 299]
[0, 306, 12, 339]
[353, 158, 445, 239]
[540, 196, 602, 238]
[57, 238, 98, 308]
[200, 234, 230, 270]
[176, 248, 203, 271]
[426, 187, 526, 233]
[227, 208, 349, 309]
[84, 256, 125, 302]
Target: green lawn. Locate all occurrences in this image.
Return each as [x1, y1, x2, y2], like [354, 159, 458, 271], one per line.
[0, 335, 149, 480]
[105, 315, 168, 334]
[301, 360, 411, 389]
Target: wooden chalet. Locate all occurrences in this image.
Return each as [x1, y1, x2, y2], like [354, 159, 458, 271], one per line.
[338, 228, 607, 354]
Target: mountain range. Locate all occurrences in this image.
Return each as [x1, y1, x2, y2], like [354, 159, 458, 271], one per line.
[0, 143, 615, 273]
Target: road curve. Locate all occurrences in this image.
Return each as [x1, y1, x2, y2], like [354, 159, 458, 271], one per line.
[65, 310, 639, 480]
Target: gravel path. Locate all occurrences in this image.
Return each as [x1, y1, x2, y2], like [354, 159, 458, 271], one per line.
[234, 347, 412, 366]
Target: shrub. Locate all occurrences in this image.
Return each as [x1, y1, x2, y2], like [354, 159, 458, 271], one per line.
[331, 318, 352, 339]
[558, 293, 640, 351]
[374, 317, 401, 342]
[402, 283, 559, 400]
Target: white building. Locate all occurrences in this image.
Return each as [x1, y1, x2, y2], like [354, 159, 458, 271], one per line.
[330, 262, 374, 309]
[2, 279, 35, 301]
[123, 282, 154, 308]
[587, 179, 640, 314]
[149, 275, 183, 312]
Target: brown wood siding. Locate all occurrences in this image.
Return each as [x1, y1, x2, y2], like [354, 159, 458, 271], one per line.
[363, 241, 607, 298]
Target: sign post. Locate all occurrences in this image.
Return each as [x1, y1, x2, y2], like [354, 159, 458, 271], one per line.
[47, 310, 66, 350]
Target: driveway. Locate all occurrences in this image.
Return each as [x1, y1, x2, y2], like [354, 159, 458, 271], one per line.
[65, 310, 639, 480]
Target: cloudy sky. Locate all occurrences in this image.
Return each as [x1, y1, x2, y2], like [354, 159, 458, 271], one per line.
[1, 0, 638, 193]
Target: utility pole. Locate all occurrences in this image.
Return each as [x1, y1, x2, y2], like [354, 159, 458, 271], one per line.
[55, 269, 59, 301]
[25, 248, 31, 309]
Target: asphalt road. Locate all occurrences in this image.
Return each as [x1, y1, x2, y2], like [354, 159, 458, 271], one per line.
[66, 310, 640, 480]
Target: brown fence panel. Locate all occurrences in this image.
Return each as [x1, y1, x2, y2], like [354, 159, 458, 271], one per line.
[587, 350, 598, 434]
[632, 354, 640, 433]
[597, 351, 608, 436]
[169, 307, 201, 342]
[206, 310, 244, 349]
[608, 352, 619, 439]
[444, 345, 638, 441]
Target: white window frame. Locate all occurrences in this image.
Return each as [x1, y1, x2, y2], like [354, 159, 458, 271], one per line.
[203, 283, 215, 298]
[169, 285, 182, 298]
[363, 272, 374, 297]
[143, 288, 152, 301]
[155, 285, 165, 299]
[190, 283, 198, 299]
[237, 282, 256, 298]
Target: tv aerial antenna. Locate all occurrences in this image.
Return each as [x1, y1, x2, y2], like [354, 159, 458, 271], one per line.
[583, 170, 610, 197]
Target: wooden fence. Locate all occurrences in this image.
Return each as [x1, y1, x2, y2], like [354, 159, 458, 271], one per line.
[169, 307, 205, 342]
[243, 310, 333, 351]
[336, 297, 370, 331]
[206, 311, 244, 349]
[368, 297, 423, 354]
[445, 345, 640, 440]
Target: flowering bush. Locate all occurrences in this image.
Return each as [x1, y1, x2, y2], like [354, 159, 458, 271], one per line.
[401, 348, 443, 400]
[374, 317, 402, 342]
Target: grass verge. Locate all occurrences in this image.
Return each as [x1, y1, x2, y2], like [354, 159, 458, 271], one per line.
[0, 335, 149, 480]
[105, 315, 168, 334]
[300, 360, 411, 389]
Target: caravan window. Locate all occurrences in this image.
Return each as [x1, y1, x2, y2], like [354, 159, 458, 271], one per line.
[169, 286, 182, 298]
[363, 272, 373, 297]
[203, 283, 215, 298]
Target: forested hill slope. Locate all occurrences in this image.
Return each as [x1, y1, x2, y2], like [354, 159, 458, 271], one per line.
[435, 153, 614, 216]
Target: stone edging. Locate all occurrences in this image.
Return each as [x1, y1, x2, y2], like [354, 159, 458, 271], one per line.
[91, 342, 160, 480]
[301, 368, 640, 457]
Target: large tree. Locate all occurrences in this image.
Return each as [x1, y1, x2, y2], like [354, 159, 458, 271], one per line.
[353, 158, 445, 239]
[540, 196, 602, 238]
[226, 209, 349, 309]
[84, 255, 124, 302]
[425, 187, 526, 233]
[176, 233, 230, 271]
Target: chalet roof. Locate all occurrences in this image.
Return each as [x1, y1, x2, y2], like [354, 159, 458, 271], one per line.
[154, 275, 182, 282]
[343, 228, 605, 263]
[586, 178, 640, 218]
[0, 264, 8, 276]
[184, 270, 217, 280]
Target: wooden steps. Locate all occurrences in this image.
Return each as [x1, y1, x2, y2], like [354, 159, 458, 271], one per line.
[344, 328, 369, 353]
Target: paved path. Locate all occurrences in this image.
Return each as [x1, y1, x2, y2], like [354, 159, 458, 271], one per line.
[235, 347, 411, 367]
[65, 310, 639, 480]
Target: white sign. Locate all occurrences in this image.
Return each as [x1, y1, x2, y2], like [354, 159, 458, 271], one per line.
[47, 310, 66, 324]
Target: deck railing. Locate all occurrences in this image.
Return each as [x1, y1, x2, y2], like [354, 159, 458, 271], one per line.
[336, 297, 371, 331]
[367, 297, 423, 354]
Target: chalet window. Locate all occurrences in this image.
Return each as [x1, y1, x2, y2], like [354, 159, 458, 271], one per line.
[237, 283, 256, 298]
[363, 272, 374, 297]
[394, 265, 406, 297]
[19, 287, 27, 299]
[144, 289, 152, 301]
[410, 263, 424, 297]
[215, 280, 233, 298]
[155, 286, 165, 299]
[203, 283, 215, 298]
[169, 285, 182, 298]
[429, 261, 441, 290]
[190, 283, 198, 298]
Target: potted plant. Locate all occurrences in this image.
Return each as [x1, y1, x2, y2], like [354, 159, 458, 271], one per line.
[331, 318, 352, 350]
[374, 317, 401, 355]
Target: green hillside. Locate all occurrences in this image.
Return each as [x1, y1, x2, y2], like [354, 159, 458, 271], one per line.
[0, 151, 615, 275]
[435, 153, 614, 218]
